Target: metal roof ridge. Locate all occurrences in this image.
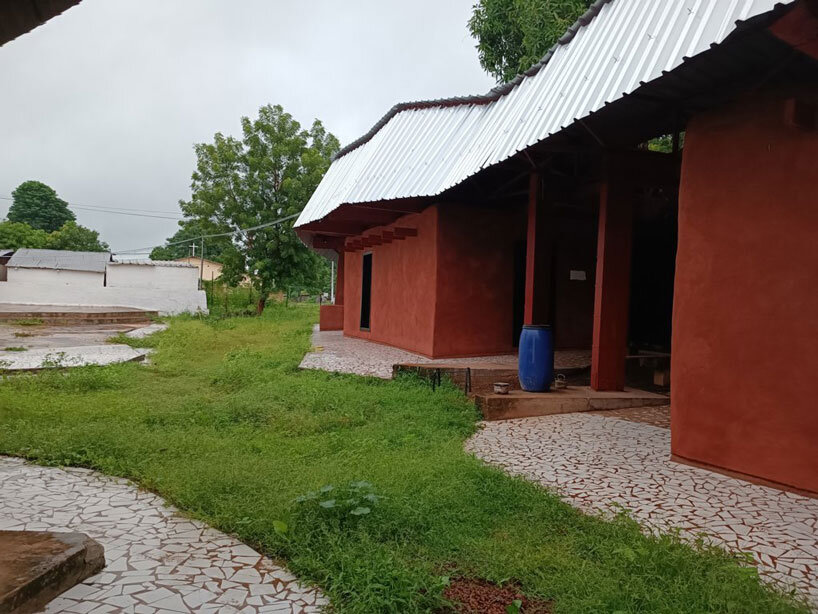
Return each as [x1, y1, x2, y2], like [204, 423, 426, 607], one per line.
[332, 0, 616, 161]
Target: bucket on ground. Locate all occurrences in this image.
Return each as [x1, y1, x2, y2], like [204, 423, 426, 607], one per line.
[518, 325, 554, 392]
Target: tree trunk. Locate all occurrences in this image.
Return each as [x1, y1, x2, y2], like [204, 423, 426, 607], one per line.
[256, 296, 266, 315]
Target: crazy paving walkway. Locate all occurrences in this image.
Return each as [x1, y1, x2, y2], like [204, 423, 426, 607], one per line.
[0, 457, 327, 614]
[467, 407, 818, 608]
[300, 326, 590, 379]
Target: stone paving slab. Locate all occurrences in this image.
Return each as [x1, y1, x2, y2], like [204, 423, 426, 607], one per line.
[300, 326, 590, 379]
[0, 457, 327, 614]
[0, 345, 149, 372]
[467, 412, 818, 608]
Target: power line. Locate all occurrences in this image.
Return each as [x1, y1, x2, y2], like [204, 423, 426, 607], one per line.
[0, 195, 184, 217]
[112, 212, 301, 255]
[69, 206, 181, 220]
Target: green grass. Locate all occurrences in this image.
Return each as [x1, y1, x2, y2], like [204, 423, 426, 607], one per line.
[2, 347, 26, 352]
[0, 305, 808, 614]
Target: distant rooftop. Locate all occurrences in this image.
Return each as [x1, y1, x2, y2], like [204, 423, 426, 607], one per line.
[110, 259, 197, 268]
[7, 248, 110, 273]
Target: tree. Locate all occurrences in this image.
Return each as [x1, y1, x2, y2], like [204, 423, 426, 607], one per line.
[8, 181, 76, 232]
[0, 221, 49, 249]
[150, 218, 234, 262]
[46, 221, 108, 252]
[468, 0, 592, 83]
[180, 104, 339, 313]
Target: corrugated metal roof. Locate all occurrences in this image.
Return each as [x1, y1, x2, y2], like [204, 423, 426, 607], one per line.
[1, 0, 82, 47]
[109, 259, 197, 268]
[7, 248, 109, 273]
[296, 0, 794, 229]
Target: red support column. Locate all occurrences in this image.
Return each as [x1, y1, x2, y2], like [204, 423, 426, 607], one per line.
[335, 250, 345, 305]
[523, 173, 553, 326]
[591, 167, 633, 391]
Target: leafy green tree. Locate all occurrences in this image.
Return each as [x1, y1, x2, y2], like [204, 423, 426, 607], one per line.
[150, 219, 234, 262]
[469, 0, 591, 83]
[0, 221, 49, 249]
[180, 104, 339, 313]
[8, 181, 76, 232]
[46, 221, 108, 252]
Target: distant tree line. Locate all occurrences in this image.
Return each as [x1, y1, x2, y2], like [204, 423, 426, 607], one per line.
[0, 181, 108, 251]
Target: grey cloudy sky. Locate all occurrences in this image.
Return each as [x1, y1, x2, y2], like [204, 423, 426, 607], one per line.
[0, 0, 493, 254]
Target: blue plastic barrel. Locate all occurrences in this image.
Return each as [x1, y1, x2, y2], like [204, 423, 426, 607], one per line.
[518, 325, 554, 392]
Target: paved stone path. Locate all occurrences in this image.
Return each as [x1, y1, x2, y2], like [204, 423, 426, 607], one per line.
[0, 457, 326, 614]
[467, 409, 818, 607]
[300, 326, 591, 379]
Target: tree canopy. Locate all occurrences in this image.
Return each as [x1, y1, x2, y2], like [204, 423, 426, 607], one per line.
[178, 104, 339, 312]
[8, 180, 76, 232]
[46, 221, 108, 252]
[0, 221, 49, 250]
[0, 220, 108, 251]
[469, 0, 592, 83]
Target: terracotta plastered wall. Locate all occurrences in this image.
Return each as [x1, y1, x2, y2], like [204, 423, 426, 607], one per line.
[343, 208, 439, 356]
[671, 90, 818, 494]
[434, 201, 527, 357]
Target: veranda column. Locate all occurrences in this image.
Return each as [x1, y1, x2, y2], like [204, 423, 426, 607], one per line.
[591, 158, 633, 391]
[524, 172, 553, 326]
[335, 250, 345, 305]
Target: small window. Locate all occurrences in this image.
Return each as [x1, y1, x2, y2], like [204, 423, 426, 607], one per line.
[360, 252, 372, 330]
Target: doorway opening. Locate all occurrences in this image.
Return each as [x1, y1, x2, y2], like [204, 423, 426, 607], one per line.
[360, 252, 372, 331]
[626, 185, 678, 391]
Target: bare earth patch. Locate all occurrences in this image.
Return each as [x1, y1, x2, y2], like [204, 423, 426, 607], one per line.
[443, 578, 551, 614]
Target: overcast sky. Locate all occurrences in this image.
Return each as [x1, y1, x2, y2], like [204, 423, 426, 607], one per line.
[0, 0, 494, 255]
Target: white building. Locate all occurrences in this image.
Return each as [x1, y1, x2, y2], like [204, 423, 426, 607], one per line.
[1, 249, 207, 315]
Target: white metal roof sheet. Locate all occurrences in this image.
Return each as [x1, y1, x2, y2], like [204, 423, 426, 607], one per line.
[7, 248, 109, 273]
[296, 0, 793, 228]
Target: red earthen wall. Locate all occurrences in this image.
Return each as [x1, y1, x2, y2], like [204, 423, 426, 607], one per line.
[434, 202, 527, 357]
[343, 208, 438, 356]
[672, 91, 818, 494]
[319, 304, 344, 331]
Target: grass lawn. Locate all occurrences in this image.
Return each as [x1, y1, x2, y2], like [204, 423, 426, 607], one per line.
[0, 305, 808, 614]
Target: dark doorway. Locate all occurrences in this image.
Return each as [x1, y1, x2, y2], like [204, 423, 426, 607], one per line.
[628, 187, 678, 353]
[512, 240, 526, 347]
[360, 252, 372, 330]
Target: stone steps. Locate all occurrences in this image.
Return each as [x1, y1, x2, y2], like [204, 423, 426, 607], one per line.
[0, 531, 104, 614]
[474, 386, 669, 421]
[0, 310, 158, 326]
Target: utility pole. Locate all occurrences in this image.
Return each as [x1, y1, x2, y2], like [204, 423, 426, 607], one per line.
[199, 238, 205, 290]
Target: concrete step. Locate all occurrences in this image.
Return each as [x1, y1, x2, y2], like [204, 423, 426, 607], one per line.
[394, 362, 589, 396]
[0, 531, 104, 614]
[474, 386, 669, 421]
[0, 311, 158, 326]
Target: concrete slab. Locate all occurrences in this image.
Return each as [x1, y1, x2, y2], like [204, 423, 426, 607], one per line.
[0, 324, 137, 351]
[0, 345, 149, 372]
[0, 531, 104, 614]
[475, 386, 668, 421]
[123, 322, 168, 339]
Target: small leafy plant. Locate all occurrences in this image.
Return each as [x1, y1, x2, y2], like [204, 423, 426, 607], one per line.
[293, 480, 383, 529]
